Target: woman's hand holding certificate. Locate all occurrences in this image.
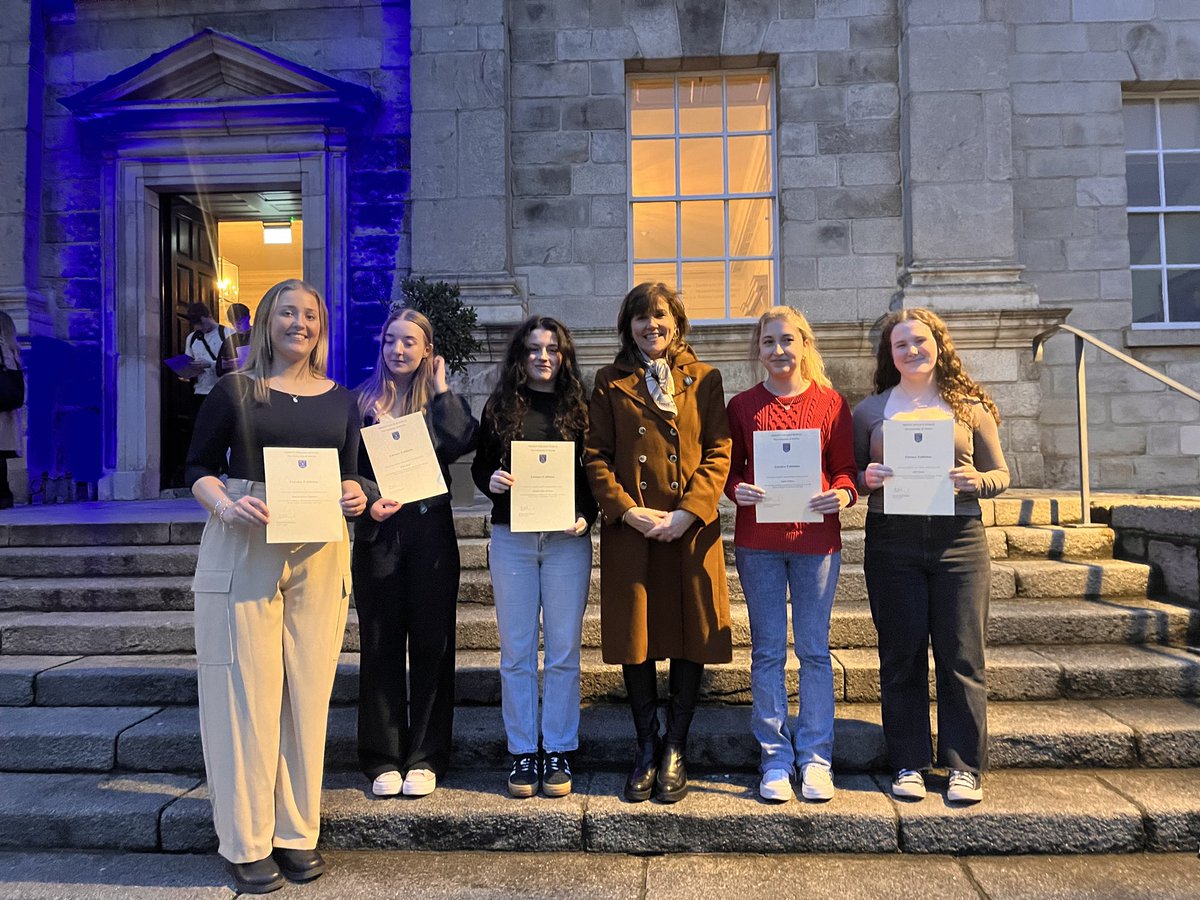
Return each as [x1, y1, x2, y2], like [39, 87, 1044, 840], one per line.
[263, 447, 343, 543]
[510, 440, 575, 532]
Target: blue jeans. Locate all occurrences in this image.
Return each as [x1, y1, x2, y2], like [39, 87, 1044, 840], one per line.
[735, 548, 840, 773]
[489, 525, 592, 754]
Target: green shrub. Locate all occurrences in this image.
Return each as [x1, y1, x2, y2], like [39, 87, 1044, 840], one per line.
[393, 277, 482, 376]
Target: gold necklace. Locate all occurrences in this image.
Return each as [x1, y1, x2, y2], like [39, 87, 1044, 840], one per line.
[763, 380, 808, 412]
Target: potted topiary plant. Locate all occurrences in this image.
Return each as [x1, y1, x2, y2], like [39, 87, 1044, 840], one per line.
[390, 277, 482, 375]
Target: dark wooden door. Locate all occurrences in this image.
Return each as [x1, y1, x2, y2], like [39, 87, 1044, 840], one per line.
[160, 195, 218, 490]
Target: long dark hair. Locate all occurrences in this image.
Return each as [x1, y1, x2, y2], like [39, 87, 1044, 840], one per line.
[485, 315, 588, 464]
[616, 282, 690, 366]
[873, 307, 1000, 424]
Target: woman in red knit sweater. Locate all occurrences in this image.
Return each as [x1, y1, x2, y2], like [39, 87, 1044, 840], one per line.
[725, 306, 857, 803]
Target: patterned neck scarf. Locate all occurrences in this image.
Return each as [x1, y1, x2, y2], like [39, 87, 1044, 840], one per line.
[638, 350, 678, 418]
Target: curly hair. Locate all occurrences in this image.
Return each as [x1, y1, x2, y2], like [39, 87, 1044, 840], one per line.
[873, 307, 1001, 425]
[484, 316, 588, 465]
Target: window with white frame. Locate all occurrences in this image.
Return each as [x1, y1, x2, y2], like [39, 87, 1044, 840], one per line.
[627, 71, 778, 320]
[1124, 96, 1200, 326]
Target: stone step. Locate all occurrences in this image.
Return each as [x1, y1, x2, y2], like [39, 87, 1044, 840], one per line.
[0, 766, 1194, 855]
[7, 643, 1199, 709]
[0, 555, 1151, 613]
[0, 523, 1113, 579]
[3, 698, 1198, 776]
[2, 596, 1194, 657]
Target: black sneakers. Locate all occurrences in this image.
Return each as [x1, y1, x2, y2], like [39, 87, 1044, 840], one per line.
[542, 752, 573, 797]
[507, 753, 539, 798]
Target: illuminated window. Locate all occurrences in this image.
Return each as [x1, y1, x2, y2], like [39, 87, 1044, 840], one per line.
[1124, 96, 1200, 326]
[628, 71, 777, 320]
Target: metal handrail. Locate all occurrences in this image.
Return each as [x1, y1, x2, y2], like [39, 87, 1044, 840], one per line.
[1032, 323, 1200, 526]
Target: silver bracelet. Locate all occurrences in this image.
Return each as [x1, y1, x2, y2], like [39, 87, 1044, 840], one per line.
[212, 498, 232, 524]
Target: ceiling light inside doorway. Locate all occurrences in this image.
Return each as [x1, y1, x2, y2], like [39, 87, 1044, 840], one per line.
[262, 221, 292, 245]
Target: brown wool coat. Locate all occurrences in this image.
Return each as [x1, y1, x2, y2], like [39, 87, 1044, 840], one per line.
[584, 346, 733, 665]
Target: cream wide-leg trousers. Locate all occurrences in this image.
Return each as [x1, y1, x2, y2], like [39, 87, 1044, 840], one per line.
[192, 478, 351, 863]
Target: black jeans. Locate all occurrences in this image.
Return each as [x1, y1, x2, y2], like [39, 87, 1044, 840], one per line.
[353, 502, 460, 780]
[863, 513, 991, 773]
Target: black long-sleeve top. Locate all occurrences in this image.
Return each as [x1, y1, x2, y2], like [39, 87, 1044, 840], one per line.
[355, 389, 478, 542]
[184, 374, 361, 486]
[471, 387, 599, 529]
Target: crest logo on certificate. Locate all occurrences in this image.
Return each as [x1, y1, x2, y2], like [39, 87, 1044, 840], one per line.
[510, 440, 575, 532]
[360, 412, 448, 505]
[262, 447, 343, 544]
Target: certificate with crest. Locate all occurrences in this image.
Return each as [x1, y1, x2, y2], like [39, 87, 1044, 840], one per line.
[262, 447, 343, 544]
[510, 440, 576, 533]
[752, 429, 824, 524]
[882, 418, 955, 516]
[360, 412, 447, 505]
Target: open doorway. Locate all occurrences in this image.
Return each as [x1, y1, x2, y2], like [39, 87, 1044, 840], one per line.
[159, 190, 304, 491]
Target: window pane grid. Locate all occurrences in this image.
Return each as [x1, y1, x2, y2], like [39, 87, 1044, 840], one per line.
[1124, 94, 1200, 326]
[628, 70, 778, 321]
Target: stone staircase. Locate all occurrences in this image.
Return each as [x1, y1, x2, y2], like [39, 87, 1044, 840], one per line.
[0, 493, 1198, 855]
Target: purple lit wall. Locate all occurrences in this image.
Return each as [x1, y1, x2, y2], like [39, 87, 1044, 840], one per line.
[35, 0, 412, 489]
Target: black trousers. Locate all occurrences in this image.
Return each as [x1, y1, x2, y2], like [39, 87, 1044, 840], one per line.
[353, 502, 460, 780]
[863, 513, 991, 773]
[622, 658, 703, 746]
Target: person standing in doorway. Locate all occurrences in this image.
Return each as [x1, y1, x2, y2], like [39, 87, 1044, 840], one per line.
[185, 301, 230, 399]
[218, 302, 252, 376]
[0, 311, 25, 509]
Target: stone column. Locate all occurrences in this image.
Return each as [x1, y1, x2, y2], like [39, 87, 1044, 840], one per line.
[0, 1, 49, 337]
[899, 0, 1036, 311]
[409, 0, 523, 324]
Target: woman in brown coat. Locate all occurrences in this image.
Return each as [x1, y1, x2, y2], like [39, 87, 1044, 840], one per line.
[585, 282, 732, 803]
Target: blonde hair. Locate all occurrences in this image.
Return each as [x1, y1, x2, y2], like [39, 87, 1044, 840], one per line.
[242, 279, 328, 403]
[356, 308, 436, 420]
[750, 306, 831, 389]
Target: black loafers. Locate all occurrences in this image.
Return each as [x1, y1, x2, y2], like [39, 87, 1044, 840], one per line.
[272, 847, 327, 882]
[224, 856, 285, 894]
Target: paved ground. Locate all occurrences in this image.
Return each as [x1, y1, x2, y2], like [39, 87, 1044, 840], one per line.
[0, 851, 1197, 899]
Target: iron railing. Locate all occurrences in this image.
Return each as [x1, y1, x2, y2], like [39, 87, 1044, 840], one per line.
[1032, 323, 1200, 526]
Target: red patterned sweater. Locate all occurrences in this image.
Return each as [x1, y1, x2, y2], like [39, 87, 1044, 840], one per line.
[724, 381, 858, 554]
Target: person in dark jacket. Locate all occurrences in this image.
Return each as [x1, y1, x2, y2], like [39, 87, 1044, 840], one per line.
[353, 307, 477, 799]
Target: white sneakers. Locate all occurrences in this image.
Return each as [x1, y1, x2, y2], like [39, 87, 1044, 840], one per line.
[891, 769, 927, 800]
[402, 767, 437, 797]
[946, 769, 983, 804]
[372, 767, 437, 798]
[759, 765, 836, 802]
[890, 769, 983, 803]
[371, 770, 402, 797]
[758, 768, 794, 802]
[800, 764, 835, 802]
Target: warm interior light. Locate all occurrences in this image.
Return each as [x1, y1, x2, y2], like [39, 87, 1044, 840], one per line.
[262, 222, 292, 245]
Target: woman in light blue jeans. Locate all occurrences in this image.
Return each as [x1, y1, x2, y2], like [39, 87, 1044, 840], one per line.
[471, 316, 597, 798]
[725, 307, 858, 803]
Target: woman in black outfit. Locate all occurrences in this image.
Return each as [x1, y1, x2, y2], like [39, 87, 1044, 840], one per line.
[353, 307, 477, 798]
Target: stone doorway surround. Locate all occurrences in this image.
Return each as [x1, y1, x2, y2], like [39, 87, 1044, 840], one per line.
[61, 30, 375, 499]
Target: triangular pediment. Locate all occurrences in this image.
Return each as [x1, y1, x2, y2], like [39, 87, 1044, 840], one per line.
[62, 29, 374, 128]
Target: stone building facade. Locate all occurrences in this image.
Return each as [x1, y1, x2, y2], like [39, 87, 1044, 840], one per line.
[1, 0, 1198, 498]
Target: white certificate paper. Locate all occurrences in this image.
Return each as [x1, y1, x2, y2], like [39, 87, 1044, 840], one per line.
[262, 447, 343, 544]
[882, 418, 955, 516]
[752, 429, 823, 524]
[360, 412, 447, 505]
[510, 440, 576, 533]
